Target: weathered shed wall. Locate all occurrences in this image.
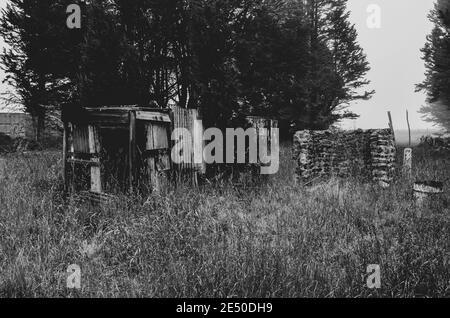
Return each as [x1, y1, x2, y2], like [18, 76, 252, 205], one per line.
[172, 106, 205, 177]
[293, 129, 396, 186]
[63, 107, 174, 197]
[0, 113, 35, 139]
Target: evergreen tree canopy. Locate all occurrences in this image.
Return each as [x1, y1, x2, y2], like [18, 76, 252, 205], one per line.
[0, 0, 373, 137]
[418, 0, 450, 131]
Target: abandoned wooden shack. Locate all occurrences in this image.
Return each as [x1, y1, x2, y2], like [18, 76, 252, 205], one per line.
[62, 105, 204, 203]
[62, 105, 278, 202]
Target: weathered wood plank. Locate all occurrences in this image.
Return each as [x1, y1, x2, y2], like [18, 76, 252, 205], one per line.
[403, 148, 412, 178]
[88, 125, 102, 193]
[63, 123, 68, 192]
[136, 111, 171, 123]
[193, 111, 205, 173]
[67, 152, 100, 160]
[152, 123, 169, 149]
[146, 123, 159, 192]
[129, 111, 136, 193]
[64, 107, 171, 125]
[87, 113, 129, 125]
[68, 123, 75, 154]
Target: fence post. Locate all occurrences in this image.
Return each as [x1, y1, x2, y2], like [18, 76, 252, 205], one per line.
[129, 111, 136, 193]
[63, 122, 68, 192]
[387, 111, 396, 143]
[403, 110, 412, 179]
[88, 125, 102, 193]
[403, 148, 412, 178]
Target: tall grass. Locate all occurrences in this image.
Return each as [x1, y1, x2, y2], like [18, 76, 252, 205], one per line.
[0, 146, 449, 298]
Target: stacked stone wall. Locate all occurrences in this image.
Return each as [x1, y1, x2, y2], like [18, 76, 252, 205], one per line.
[294, 129, 396, 186]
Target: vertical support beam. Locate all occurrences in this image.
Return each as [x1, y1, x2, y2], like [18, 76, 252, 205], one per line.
[387, 111, 396, 143]
[169, 109, 179, 185]
[146, 123, 161, 194]
[88, 125, 102, 193]
[63, 122, 68, 193]
[167, 112, 174, 173]
[403, 110, 413, 179]
[69, 123, 76, 194]
[193, 111, 204, 170]
[406, 109, 412, 148]
[403, 148, 413, 178]
[192, 110, 203, 186]
[129, 111, 136, 193]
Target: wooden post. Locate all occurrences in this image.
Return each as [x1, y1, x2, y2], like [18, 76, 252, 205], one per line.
[403, 110, 413, 178]
[387, 111, 396, 142]
[403, 148, 412, 178]
[406, 109, 412, 148]
[63, 122, 68, 192]
[129, 111, 136, 193]
[146, 124, 159, 193]
[192, 110, 203, 186]
[68, 123, 76, 194]
[88, 125, 102, 193]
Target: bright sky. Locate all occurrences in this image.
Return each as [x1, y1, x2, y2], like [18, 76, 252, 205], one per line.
[0, 0, 11, 112]
[0, 0, 440, 130]
[345, 0, 436, 130]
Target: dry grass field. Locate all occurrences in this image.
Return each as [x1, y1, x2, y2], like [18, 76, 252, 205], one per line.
[0, 144, 449, 297]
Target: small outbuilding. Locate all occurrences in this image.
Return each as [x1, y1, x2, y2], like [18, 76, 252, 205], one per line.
[62, 105, 278, 203]
[62, 105, 204, 202]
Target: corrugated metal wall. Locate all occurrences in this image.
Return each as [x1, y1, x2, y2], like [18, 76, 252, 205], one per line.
[172, 106, 206, 183]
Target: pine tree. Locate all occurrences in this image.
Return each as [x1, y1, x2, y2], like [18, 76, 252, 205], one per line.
[298, 0, 373, 130]
[0, 0, 79, 140]
[0, 0, 372, 136]
[418, 2, 450, 130]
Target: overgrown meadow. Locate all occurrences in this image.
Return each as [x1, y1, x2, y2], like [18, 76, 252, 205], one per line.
[0, 145, 449, 298]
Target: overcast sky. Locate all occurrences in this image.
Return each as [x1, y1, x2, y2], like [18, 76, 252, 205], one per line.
[345, 0, 436, 130]
[0, 0, 440, 130]
[0, 0, 9, 111]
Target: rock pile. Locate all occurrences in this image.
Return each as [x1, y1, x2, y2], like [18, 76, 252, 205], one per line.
[370, 130, 396, 187]
[294, 129, 396, 186]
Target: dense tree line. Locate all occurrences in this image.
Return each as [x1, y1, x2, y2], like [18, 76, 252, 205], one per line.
[0, 0, 372, 139]
[418, 0, 450, 131]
